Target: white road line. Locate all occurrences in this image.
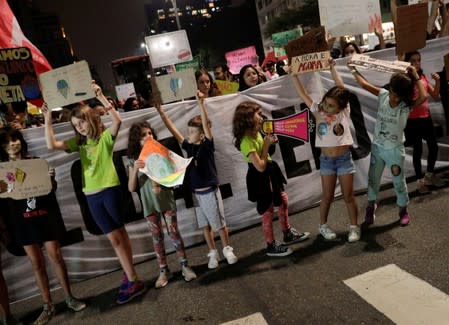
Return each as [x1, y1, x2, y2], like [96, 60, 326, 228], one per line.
[344, 264, 449, 325]
[220, 312, 269, 325]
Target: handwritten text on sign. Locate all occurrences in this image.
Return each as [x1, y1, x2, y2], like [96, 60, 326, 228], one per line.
[291, 51, 330, 74]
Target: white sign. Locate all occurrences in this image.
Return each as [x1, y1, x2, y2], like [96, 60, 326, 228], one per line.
[348, 54, 410, 74]
[319, 0, 382, 37]
[145, 30, 193, 68]
[115, 82, 136, 101]
[38, 61, 95, 109]
[154, 68, 197, 104]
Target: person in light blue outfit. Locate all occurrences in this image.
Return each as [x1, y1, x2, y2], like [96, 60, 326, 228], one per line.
[349, 63, 427, 226]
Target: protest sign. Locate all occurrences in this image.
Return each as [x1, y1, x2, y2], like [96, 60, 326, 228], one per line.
[145, 30, 193, 68]
[285, 26, 328, 60]
[154, 68, 197, 104]
[291, 51, 331, 74]
[115, 82, 136, 101]
[0, 47, 41, 106]
[318, 0, 381, 36]
[274, 47, 287, 58]
[0, 159, 52, 200]
[38, 61, 94, 109]
[348, 54, 410, 74]
[396, 3, 428, 55]
[225, 46, 258, 74]
[215, 80, 239, 95]
[272, 28, 303, 47]
[175, 55, 200, 72]
[138, 138, 192, 187]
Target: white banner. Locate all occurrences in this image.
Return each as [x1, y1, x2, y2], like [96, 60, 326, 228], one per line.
[2, 37, 449, 301]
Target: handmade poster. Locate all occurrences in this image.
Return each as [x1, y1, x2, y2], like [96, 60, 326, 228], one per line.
[115, 82, 136, 101]
[274, 47, 287, 58]
[175, 55, 201, 72]
[272, 28, 303, 47]
[318, 0, 381, 36]
[261, 110, 311, 142]
[291, 51, 331, 74]
[138, 138, 192, 187]
[0, 47, 42, 106]
[154, 68, 197, 104]
[215, 80, 239, 95]
[225, 46, 258, 74]
[145, 30, 193, 68]
[348, 54, 410, 74]
[285, 26, 328, 60]
[38, 61, 94, 109]
[0, 159, 52, 200]
[396, 3, 428, 55]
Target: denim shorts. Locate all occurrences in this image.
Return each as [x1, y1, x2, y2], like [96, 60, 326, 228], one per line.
[86, 186, 124, 234]
[320, 150, 355, 176]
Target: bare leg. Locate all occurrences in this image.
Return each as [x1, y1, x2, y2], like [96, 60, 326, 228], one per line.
[203, 226, 216, 250]
[44, 240, 72, 297]
[320, 174, 337, 225]
[339, 173, 358, 225]
[23, 244, 52, 304]
[218, 227, 230, 247]
[106, 227, 137, 281]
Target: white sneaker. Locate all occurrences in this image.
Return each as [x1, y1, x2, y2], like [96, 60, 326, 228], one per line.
[319, 224, 337, 240]
[181, 264, 197, 282]
[222, 246, 238, 264]
[207, 249, 219, 269]
[348, 225, 361, 243]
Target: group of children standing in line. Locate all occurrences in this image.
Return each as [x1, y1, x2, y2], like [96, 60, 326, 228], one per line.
[0, 49, 445, 325]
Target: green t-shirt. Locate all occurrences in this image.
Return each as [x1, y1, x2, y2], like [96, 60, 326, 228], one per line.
[65, 129, 120, 192]
[240, 133, 272, 163]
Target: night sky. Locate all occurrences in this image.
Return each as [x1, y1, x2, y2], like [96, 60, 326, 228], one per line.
[34, 0, 150, 93]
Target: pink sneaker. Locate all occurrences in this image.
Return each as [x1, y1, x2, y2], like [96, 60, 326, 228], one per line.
[399, 212, 411, 226]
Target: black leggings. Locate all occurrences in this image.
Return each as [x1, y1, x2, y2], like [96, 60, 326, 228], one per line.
[404, 116, 438, 179]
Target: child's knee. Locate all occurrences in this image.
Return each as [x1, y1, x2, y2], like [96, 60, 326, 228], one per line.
[391, 164, 402, 176]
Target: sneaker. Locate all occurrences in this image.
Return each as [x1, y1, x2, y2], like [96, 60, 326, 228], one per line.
[283, 228, 310, 244]
[222, 246, 238, 264]
[118, 272, 128, 294]
[399, 211, 411, 226]
[417, 178, 430, 194]
[33, 304, 55, 325]
[207, 249, 219, 269]
[266, 240, 293, 257]
[319, 224, 337, 240]
[155, 267, 172, 289]
[348, 225, 361, 243]
[424, 172, 445, 187]
[65, 296, 86, 312]
[181, 264, 197, 282]
[365, 203, 377, 225]
[116, 280, 145, 305]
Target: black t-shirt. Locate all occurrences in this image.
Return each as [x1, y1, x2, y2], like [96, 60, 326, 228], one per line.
[182, 138, 218, 189]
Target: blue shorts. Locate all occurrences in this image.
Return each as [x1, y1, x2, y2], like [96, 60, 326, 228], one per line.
[86, 186, 124, 234]
[320, 150, 355, 176]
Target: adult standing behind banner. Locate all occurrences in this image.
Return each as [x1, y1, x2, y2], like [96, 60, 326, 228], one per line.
[404, 51, 445, 194]
[238, 65, 266, 91]
[41, 82, 145, 305]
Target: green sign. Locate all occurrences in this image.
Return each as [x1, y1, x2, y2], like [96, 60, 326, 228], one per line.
[274, 47, 287, 58]
[272, 28, 303, 47]
[175, 55, 200, 72]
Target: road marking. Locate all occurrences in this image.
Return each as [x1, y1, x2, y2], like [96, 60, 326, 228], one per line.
[344, 264, 449, 325]
[220, 312, 268, 325]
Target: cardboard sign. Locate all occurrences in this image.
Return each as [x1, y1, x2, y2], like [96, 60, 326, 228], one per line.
[175, 55, 200, 72]
[38, 60, 95, 109]
[0, 47, 42, 106]
[115, 82, 136, 101]
[396, 3, 428, 55]
[154, 68, 197, 104]
[261, 110, 310, 142]
[225, 46, 258, 74]
[318, 0, 382, 37]
[145, 30, 193, 68]
[215, 80, 239, 95]
[285, 26, 328, 61]
[272, 28, 303, 47]
[348, 54, 410, 74]
[291, 51, 331, 74]
[0, 159, 52, 200]
[138, 138, 192, 187]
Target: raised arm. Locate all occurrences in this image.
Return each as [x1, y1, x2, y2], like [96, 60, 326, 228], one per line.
[155, 104, 185, 143]
[409, 66, 428, 108]
[197, 91, 212, 140]
[291, 74, 313, 108]
[93, 81, 121, 137]
[347, 64, 381, 96]
[329, 58, 344, 88]
[41, 103, 69, 150]
[428, 72, 441, 100]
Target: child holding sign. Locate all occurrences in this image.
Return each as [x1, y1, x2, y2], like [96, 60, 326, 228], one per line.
[0, 129, 86, 325]
[349, 63, 426, 226]
[292, 59, 360, 242]
[127, 121, 196, 287]
[42, 82, 145, 305]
